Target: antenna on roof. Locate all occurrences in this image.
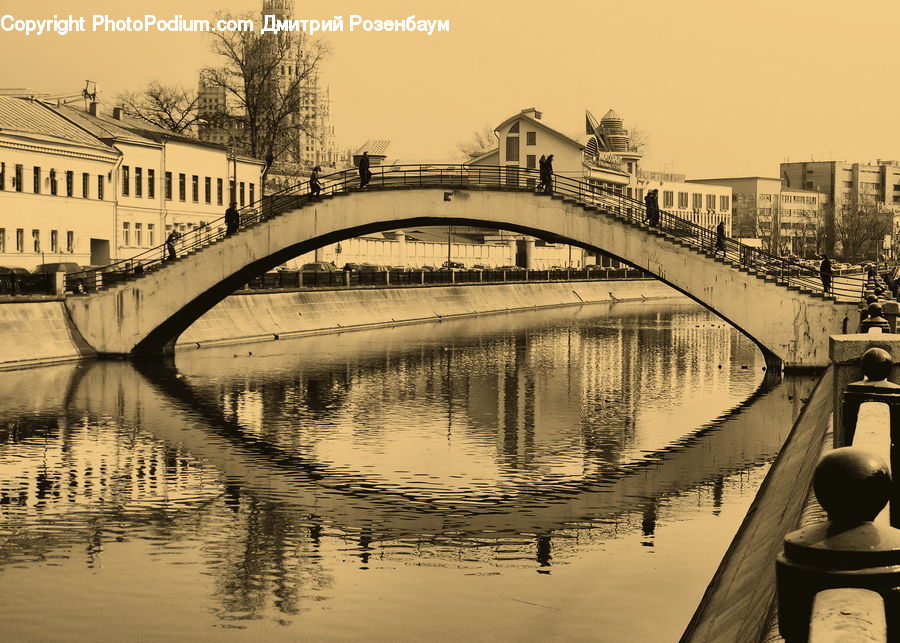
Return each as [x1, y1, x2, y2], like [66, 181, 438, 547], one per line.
[82, 80, 97, 108]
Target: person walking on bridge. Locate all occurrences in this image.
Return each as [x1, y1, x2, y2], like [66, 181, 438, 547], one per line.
[225, 201, 239, 236]
[358, 151, 372, 189]
[309, 166, 322, 199]
[819, 254, 833, 294]
[644, 189, 654, 225]
[543, 154, 554, 194]
[536, 155, 547, 191]
[714, 220, 726, 257]
[165, 228, 181, 262]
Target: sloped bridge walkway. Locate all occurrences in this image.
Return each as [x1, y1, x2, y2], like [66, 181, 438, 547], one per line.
[63, 165, 863, 367]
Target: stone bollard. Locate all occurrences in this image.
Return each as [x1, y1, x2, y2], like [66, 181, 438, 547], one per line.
[860, 303, 892, 334]
[884, 301, 899, 333]
[776, 448, 900, 642]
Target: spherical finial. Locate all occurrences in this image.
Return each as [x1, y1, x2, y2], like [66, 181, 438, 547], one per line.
[866, 294, 879, 305]
[813, 448, 891, 524]
[860, 347, 892, 381]
[867, 302, 884, 318]
[875, 287, 885, 297]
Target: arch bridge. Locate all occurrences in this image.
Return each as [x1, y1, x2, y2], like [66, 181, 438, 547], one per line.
[63, 165, 862, 368]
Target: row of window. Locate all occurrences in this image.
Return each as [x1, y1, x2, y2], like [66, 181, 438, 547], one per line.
[0, 228, 75, 254]
[120, 222, 157, 248]
[0, 163, 105, 199]
[121, 166, 255, 207]
[660, 190, 730, 212]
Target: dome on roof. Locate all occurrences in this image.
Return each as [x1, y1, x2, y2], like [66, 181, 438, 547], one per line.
[601, 109, 621, 122]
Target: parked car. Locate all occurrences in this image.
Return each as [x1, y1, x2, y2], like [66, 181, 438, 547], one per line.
[357, 263, 388, 272]
[32, 262, 83, 274]
[0, 266, 30, 275]
[419, 265, 436, 272]
[470, 264, 490, 271]
[300, 261, 338, 272]
[439, 261, 467, 271]
[341, 262, 361, 272]
[496, 265, 526, 271]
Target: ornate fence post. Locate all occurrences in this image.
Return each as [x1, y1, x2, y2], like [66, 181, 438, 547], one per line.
[776, 448, 900, 641]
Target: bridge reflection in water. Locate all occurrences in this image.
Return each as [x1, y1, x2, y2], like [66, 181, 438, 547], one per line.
[0, 300, 816, 641]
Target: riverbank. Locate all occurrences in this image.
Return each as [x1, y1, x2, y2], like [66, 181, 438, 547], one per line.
[0, 279, 679, 370]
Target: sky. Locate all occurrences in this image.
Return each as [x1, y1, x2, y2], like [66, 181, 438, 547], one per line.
[3, 0, 899, 178]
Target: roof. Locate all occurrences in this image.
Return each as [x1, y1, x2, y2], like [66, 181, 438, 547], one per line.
[464, 147, 499, 164]
[49, 103, 158, 146]
[494, 111, 584, 151]
[354, 140, 391, 156]
[602, 109, 621, 121]
[0, 97, 116, 151]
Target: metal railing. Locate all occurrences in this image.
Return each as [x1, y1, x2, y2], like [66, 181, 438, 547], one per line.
[64, 164, 868, 301]
[243, 267, 651, 291]
[0, 273, 56, 296]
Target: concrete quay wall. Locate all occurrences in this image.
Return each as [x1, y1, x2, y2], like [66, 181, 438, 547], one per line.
[0, 300, 94, 370]
[177, 279, 677, 348]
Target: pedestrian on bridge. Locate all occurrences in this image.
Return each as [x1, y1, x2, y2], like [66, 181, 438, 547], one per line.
[543, 155, 554, 194]
[359, 151, 372, 189]
[536, 155, 547, 191]
[714, 220, 726, 257]
[644, 190, 654, 225]
[165, 228, 181, 261]
[225, 201, 239, 236]
[819, 253, 833, 294]
[309, 166, 322, 198]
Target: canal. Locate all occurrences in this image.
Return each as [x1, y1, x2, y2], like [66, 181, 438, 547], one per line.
[0, 299, 817, 641]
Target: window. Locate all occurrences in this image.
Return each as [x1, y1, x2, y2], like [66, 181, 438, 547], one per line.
[66, 171, 74, 197]
[50, 230, 58, 253]
[49, 169, 57, 195]
[663, 190, 674, 208]
[15, 164, 22, 191]
[692, 193, 703, 209]
[249, 183, 255, 205]
[229, 180, 235, 203]
[204, 177, 211, 204]
[122, 166, 130, 196]
[135, 167, 143, 197]
[165, 172, 172, 200]
[706, 194, 716, 210]
[526, 132, 536, 145]
[843, 181, 853, 188]
[526, 155, 536, 169]
[148, 169, 155, 199]
[217, 178, 223, 205]
[32, 229, 40, 253]
[0, 162, 5, 190]
[178, 173, 186, 201]
[66, 231, 74, 253]
[509, 122, 520, 134]
[0, 229, 4, 253]
[33, 166, 41, 194]
[82, 173, 90, 198]
[122, 222, 130, 247]
[505, 136, 519, 162]
[720, 195, 730, 210]
[135, 223, 142, 247]
[147, 223, 155, 246]
[97, 175, 104, 200]
[239, 181, 245, 206]
[16, 229, 23, 253]
[805, 181, 813, 189]
[678, 192, 688, 209]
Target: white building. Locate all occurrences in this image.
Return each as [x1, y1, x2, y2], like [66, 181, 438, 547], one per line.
[0, 94, 264, 269]
[0, 96, 119, 269]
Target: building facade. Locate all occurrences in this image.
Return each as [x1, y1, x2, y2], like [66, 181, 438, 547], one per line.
[781, 160, 900, 258]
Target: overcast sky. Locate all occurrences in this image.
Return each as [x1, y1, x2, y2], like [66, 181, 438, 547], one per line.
[4, 0, 899, 178]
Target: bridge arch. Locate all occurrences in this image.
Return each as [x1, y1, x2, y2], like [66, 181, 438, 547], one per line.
[63, 179, 857, 367]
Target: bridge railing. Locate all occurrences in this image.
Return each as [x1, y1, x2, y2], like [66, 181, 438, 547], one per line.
[64, 163, 868, 300]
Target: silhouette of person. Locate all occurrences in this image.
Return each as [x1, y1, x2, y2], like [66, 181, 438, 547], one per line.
[715, 220, 726, 257]
[644, 190, 654, 224]
[359, 151, 372, 189]
[225, 201, 239, 236]
[537, 155, 547, 191]
[819, 254, 832, 294]
[544, 154, 554, 194]
[165, 229, 181, 261]
[646, 189, 660, 226]
[309, 166, 322, 198]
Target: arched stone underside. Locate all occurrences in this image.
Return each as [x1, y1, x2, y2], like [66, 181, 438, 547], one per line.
[64, 189, 857, 367]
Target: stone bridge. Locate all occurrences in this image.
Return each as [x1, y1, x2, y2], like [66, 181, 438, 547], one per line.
[62, 167, 860, 367]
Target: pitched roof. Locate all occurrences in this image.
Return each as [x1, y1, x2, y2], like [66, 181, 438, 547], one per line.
[49, 103, 158, 146]
[355, 139, 391, 156]
[495, 111, 584, 151]
[0, 97, 115, 151]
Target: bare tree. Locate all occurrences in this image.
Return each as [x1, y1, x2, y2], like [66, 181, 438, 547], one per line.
[628, 126, 650, 153]
[202, 10, 329, 187]
[457, 125, 497, 160]
[116, 82, 200, 134]
[831, 193, 892, 261]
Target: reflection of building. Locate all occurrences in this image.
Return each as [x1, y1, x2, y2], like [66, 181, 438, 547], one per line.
[782, 160, 900, 256]
[690, 177, 825, 257]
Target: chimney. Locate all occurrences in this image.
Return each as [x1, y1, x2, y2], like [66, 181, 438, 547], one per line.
[520, 107, 542, 120]
[112, 107, 122, 120]
[88, 101, 99, 116]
